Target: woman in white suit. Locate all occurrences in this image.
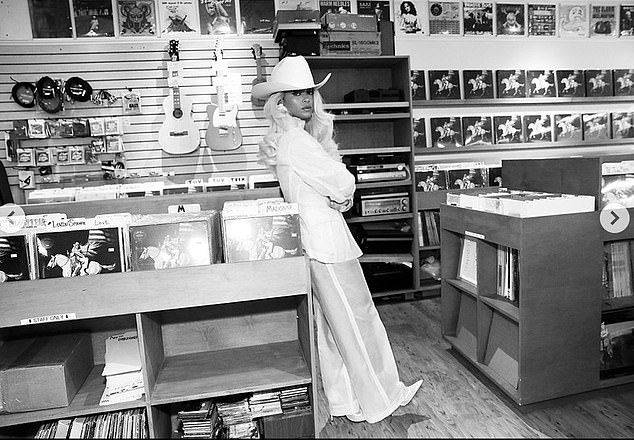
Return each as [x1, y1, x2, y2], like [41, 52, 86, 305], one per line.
[252, 56, 422, 424]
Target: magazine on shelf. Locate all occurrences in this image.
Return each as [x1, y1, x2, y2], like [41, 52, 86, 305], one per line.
[590, 4, 618, 37]
[462, 69, 494, 99]
[585, 69, 614, 97]
[556, 70, 586, 97]
[612, 112, 634, 139]
[526, 70, 555, 97]
[582, 112, 610, 142]
[128, 211, 220, 271]
[462, 116, 493, 147]
[496, 69, 526, 98]
[558, 3, 589, 37]
[428, 1, 461, 35]
[613, 69, 634, 97]
[494, 115, 524, 144]
[462, 2, 493, 35]
[527, 3, 556, 36]
[496, 2, 526, 36]
[0, 233, 32, 282]
[430, 117, 463, 148]
[523, 114, 553, 143]
[554, 113, 583, 141]
[429, 69, 460, 100]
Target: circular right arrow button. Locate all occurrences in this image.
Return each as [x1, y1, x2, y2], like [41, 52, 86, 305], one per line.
[600, 203, 630, 234]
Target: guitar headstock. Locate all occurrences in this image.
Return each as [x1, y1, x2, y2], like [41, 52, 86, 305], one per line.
[211, 38, 229, 78]
[168, 40, 180, 62]
[251, 44, 263, 61]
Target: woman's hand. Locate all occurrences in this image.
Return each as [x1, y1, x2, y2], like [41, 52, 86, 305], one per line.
[328, 197, 353, 212]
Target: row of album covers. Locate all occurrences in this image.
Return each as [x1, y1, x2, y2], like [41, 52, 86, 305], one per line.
[411, 69, 634, 101]
[0, 198, 301, 283]
[413, 111, 634, 149]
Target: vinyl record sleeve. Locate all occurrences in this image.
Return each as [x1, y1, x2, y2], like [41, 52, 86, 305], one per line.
[462, 116, 493, 146]
[558, 3, 588, 37]
[462, 70, 493, 99]
[556, 70, 586, 97]
[613, 69, 634, 97]
[414, 166, 448, 191]
[620, 5, 634, 36]
[496, 2, 526, 35]
[446, 168, 488, 190]
[430, 117, 463, 148]
[129, 211, 220, 271]
[583, 112, 610, 141]
[496, 70, 526, 98]
[612, 112, 634, 139]
[117, 0, 157, 36]
[429, 70, 460, 99]
[35, 226, 125, 279]
[413, 117, 427, 149]
[0, 234, 32, 282]
[462, 2, 493, 35]
[411, 69, 426, 101]
[428, 1, 461, 35]
[494, 115, 524, 144]
[585, 69, 614, 97]
[526, 70, 555, 97]
[523, 114, 553, 142]
[554, 113, 583, 141]
[590, 4, 618, 37]
[527, 3, 556, 36]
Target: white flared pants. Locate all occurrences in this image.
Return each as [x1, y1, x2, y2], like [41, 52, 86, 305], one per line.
[310, 258, 409, 423]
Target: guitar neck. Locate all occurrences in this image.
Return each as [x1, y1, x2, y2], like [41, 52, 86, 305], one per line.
[172, 86, 181, 109]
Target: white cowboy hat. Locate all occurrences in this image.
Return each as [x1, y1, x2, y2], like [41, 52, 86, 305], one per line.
[251, 55, 331, 100]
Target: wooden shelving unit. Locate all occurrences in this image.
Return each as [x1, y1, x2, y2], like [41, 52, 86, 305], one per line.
[306, 55, 420, 299]
[0, 191, 316, 438]
[440, 203, 605, 405]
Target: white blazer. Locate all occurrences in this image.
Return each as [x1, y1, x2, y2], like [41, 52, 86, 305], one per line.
[274, 123, 362, 264]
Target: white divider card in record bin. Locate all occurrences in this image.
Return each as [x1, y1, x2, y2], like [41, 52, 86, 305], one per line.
[100, 331, 144, 406]
[222, 199, 302, 263]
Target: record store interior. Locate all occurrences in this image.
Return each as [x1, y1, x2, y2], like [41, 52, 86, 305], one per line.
[2, 0, 634, 438]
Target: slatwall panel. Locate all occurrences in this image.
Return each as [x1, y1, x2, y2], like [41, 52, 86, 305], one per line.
[0, 37, 279, 201]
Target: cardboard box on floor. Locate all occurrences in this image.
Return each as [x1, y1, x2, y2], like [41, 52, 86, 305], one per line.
[0, 332, 93, 413]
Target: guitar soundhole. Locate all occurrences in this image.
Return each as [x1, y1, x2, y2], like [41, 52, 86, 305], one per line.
[172, 108, 183, 119]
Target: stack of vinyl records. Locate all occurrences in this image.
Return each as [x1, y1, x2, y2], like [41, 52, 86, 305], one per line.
[279, 386, 310, 413]
[177, 400, 221, 439]
[216, 398, 258, 438]
[248, 391, 283, 418]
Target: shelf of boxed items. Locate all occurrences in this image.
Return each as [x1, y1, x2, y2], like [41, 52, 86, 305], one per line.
[440, 203, 605, 405]
[0, 192, 316, 438]
[305, 56, 420, 299]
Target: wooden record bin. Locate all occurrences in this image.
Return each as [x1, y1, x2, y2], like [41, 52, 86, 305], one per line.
[0, 189, 316, 438]
[440, 203, 604, 405]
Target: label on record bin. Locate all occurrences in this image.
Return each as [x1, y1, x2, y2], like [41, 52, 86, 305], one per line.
[21, 313, 77, 325]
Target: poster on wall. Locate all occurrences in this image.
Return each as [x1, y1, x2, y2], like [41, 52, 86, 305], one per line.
[527, 3, 556, 36]
[496, 3, 526, 36]
[589, 4, 618, 37]
[28, 0, 73, 38]
[462, 2, 493, 36]
[74, 0, 115, 37]
[357, 1, 390, 21]
[620, 5, 634, 36]
[199, 0, 237, 34]
[428, 1, 461, 35]
[558, 3, 588, 37]
[319, 0, 351, 16]
[159, 0, 199, 34]
[117, 0, 157, 36]
[240, 0, 275, 34]
[395, 0, 425, 35]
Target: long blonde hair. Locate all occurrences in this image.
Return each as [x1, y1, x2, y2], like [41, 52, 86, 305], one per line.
[257, 90, 340, 171]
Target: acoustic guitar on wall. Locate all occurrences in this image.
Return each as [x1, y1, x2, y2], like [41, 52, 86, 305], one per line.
[158, 40, 200, 155]
[206, 42, 242, 152]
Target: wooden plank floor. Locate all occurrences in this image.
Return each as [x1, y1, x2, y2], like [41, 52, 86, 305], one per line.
[314, 297, 634, 438]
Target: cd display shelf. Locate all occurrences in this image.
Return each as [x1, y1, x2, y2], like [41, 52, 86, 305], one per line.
[440, 203, 608, 405]
[0, 190, 317, 438]
[305, 56, 422, 300]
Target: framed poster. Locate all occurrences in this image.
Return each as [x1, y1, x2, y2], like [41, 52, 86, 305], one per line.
[620, 5, 634, 36]
[159, 0, 199, 34]
[526, 70, 555, 97]
[463, 2, 493, 36]
[527, 3, 556, 36]
[396, 0, 424, 34]
[462, 70, 493, 99]
[496, 3, 526, 36]
[357, 0, 390, 21]
[428, 1, 461, 35]
[28, 0, 72, 38]
[74, 0, 115, 37]
[240, 0, 275, 34]
[117, 0, 157, 36]
[558, 3, 588, 37]
[590, 4, 618, 37]
[523, 114, 553, 142]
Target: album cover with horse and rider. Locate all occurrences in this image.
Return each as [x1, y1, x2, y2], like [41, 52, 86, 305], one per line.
[34, 225, 125, 279]
[0, 233, 33, 283]
[128, 211, 220, 272]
